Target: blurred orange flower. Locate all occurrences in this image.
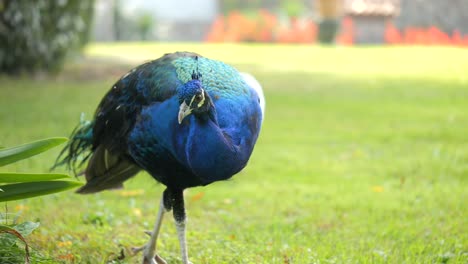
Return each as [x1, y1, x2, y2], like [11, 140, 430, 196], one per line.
[57, 241, 73, 248]
[58, 253, 75, 261]
[15, 204, 29, 211]
[191, 192, 204, 202]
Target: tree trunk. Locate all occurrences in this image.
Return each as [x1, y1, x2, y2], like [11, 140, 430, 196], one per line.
[317, 0, 342, 44]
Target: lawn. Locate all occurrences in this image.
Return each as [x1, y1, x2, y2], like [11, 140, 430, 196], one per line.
[0, 43, 467, 263]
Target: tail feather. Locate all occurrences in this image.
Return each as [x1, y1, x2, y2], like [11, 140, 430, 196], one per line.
[52, 118, 94, 175]
[53, 115, 141, 194]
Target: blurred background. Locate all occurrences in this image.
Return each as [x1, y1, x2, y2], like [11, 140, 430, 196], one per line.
[1, 0, 468, 74]
[95, 0, 468, 44]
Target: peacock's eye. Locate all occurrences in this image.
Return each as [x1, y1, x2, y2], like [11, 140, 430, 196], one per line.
[195, 94, 202, 100]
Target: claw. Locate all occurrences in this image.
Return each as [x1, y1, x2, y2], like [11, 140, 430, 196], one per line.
[154, 254, 167, 264]
[142, 256, 157, 264]
[131, 231, 153, 254]
[131, 245, 146, 255]
[141, 253, 167, 264]
[132, 244, 167, 264]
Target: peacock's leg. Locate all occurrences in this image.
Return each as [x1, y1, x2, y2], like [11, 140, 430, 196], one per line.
[133, 191, 168, 264]
[172, 189, 192, 264]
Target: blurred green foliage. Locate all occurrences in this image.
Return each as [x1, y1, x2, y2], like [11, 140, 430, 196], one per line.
[280, 0, 306, 18]
[0, 222, 40, 263]
[0, 0, 94, 74]
[220, 0, 309, 15]
[136, 12, 154, 41]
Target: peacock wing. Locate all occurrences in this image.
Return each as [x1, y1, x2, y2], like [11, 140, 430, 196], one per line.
[79, 52, 200, 193]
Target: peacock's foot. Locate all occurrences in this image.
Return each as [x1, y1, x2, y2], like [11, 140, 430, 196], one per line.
[131, 244, 167, 264]
[142, 254, 167, 264]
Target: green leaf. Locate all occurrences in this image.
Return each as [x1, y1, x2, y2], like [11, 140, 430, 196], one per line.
[0, 173, 71, 183]
[0, 137, 68, 167]
[14, 222, 40, 237]
[0, 181, 83, 202]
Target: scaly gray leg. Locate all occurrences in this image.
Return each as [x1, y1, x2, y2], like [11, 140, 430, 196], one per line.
[172, 189, 192, 264]
[132, 191, 168, 264]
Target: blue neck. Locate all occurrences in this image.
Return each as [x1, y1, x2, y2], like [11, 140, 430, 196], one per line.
[184, 112, 248, 183]
[131, 96, 253, 185]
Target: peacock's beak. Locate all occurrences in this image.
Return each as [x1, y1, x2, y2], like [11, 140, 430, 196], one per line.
[178, 101, 192, 124]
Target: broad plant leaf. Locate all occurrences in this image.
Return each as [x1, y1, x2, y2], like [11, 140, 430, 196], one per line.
[14, 222, 40, 237]
[0, 138, 67, 167]
[0, 181, 82, 202]
[0, 173, 71, 183]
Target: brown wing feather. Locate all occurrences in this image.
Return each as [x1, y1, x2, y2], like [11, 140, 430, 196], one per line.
[76, 145, 140, 194]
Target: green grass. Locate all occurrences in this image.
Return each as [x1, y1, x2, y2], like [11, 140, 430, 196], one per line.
[1, 43, 467, 263]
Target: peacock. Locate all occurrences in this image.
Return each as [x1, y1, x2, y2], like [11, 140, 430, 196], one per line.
[54, 52, 265, 264]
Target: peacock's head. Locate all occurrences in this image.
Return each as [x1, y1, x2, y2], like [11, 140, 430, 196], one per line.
[177, 71, 212, 124]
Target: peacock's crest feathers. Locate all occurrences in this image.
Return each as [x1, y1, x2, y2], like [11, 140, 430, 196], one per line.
[172, 56, 250, 99]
